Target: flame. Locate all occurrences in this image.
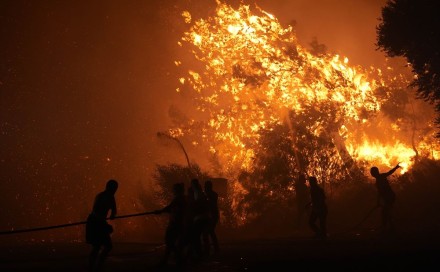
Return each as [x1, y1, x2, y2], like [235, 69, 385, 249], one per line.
[172, 1, 439, 220]
[347, 141, 415, 174]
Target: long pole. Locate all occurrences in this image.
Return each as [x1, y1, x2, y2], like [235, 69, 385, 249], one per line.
[0, 211, 155, 235]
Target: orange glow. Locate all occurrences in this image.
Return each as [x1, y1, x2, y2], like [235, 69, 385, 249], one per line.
[173, 1, 439, 219]
[346, 141, 415, 174]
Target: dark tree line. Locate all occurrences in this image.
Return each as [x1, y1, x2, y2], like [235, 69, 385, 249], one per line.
[377, 0, 440, 135]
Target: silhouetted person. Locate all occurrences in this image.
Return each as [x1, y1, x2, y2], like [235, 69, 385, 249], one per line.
[370, 164, 400, 235]
[154, 182, 187, 267]
[307, 176, 327, 240]
[294, 174, 309, 228]
[203, 180, 220, 255]
[86, 179, 118, 271]
[186, 178, 209, 260]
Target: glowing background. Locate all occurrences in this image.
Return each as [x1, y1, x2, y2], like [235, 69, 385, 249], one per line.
[2, 0, 436, 243]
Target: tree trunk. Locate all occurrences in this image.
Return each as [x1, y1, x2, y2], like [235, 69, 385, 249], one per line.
[331, 131, 366, 182]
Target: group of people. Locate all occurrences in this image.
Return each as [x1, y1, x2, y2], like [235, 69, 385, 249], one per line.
[294, 163, 400, 240]
[154, 178, 220, 266]
[84, 164, 400, 270]
[85, 178, 220, 271]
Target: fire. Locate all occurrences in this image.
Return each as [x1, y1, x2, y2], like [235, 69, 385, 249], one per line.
[347, 141, 415, 174]
[171, 1, 439, 219]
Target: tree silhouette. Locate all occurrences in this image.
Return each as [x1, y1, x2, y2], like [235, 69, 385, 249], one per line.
[377, 0, 440, 134]
[153, 163, 210, 200]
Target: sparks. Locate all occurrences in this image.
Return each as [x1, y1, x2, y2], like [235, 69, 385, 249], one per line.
[173, 1, 439, 220]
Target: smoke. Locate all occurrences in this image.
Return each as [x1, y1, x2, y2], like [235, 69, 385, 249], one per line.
[254, 0, 389, 67]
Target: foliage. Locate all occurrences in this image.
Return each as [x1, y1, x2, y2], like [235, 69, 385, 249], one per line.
[176, 1, 381, 179]
[152, 163, 211, 201]
[377, 0, 440, 133]
[233, 105, 357, 220]
[150, 162, 237, 228]
[235, 124, 296, 220]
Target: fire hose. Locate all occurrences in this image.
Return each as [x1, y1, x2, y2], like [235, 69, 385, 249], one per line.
[0, 211, 156, 235]
[350, 205, 379, 230]
[332, 205, 380, 236]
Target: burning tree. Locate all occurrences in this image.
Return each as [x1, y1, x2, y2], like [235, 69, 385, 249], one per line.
[167, 1, 438, 223]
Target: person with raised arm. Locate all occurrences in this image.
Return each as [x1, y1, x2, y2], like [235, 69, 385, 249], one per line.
[370, 163, 401, 235]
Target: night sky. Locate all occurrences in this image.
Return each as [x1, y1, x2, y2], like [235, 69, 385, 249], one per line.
[0, 0, 387, 242]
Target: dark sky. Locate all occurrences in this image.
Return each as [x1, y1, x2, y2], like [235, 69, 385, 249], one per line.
[0, 0, 387, 242]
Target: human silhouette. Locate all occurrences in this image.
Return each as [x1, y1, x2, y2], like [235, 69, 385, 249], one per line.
[294, 174, 309, 228]
[370, 164, 400, 235]
[154, 182, 187, 267]
[86, 179, 118, 271]
[203, 180, 220, 255]
[186, 178, 209, 260]
[307, 176, 327, 240]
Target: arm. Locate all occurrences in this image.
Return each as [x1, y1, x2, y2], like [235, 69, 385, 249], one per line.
[109, 197, 117, 219]
[154, 200, 174, 214]
[384, 163, 401, 177]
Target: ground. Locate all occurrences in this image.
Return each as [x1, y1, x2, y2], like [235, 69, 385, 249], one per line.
[1, 229, 439, 272]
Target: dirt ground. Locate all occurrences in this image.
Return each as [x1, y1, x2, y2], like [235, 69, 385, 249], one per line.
[1, 228, 439, 272]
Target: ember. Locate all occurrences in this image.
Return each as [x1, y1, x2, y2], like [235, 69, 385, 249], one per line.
[171, 1, 438, 222]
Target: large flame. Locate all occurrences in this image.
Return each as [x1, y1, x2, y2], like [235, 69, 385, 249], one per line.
[172, 1, 438, 219]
